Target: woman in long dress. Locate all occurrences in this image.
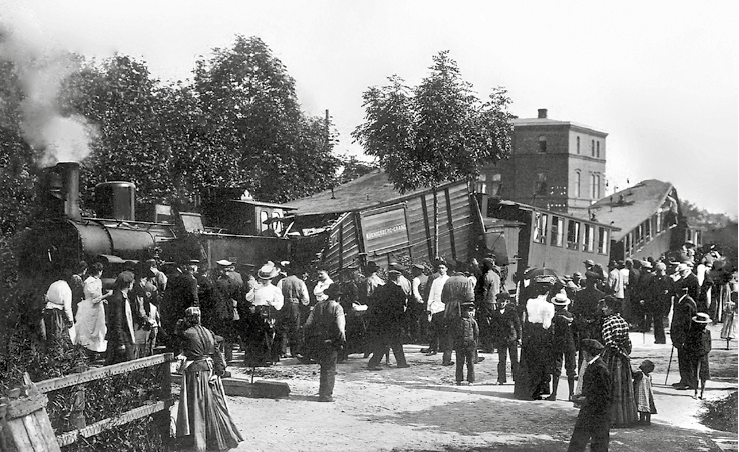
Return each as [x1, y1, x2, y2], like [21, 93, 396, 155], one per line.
[514, 276, 555, 400]
[74, 263, 111, 356]
[600, 295, 638, 427]
[176, 307, 243, 452]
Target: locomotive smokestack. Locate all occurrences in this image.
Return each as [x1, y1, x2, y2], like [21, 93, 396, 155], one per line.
[42, 161, 81, 221]
[56, 162, 81, 221]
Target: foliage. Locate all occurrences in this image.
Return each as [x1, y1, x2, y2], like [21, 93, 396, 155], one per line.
[352, 51, 514, 195]
[336, 154, 378, 185]
[193, 35, 340, 203]
[681, 199, 734, 229]
[699, 390, 737, 432]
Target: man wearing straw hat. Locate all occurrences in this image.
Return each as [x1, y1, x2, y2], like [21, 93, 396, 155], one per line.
[549, 292, 577, 401]
[684, 312, 712, 399]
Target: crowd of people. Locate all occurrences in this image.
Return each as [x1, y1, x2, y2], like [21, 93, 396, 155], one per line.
[38, 241, 737, 450]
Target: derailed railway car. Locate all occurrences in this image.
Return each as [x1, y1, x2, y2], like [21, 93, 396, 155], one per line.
[481, 196, 619, 278]
[287, 171, 484, 272]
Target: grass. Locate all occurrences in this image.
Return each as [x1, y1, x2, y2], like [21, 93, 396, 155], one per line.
[699, 391, 738, 433]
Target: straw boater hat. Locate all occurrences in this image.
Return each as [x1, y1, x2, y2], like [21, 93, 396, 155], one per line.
[692, 313, 711, 324]
[641, 260, 653, 269]
[257, 263, 278, 280]
[533, 274, 557, 284]
[216, 259, 233, 267]
[552, 292, 571, 306]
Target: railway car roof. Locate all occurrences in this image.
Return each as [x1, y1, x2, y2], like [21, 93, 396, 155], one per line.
[287, 169, 465, 216]
[587, 179, 675, 241]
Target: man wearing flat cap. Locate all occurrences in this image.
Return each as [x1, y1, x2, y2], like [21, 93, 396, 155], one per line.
[568, 339, 611, 452]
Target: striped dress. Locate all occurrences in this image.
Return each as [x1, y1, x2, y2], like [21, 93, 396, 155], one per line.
[601, 313, 638, 427]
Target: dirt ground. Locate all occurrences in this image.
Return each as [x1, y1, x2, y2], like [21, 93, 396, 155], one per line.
[174, 324, 738, 452]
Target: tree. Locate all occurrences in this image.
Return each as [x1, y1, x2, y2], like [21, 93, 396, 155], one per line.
[353, 51, 514, 256]
[193, 35, 340, 203]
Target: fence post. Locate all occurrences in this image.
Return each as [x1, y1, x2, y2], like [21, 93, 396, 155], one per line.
[155, 353, 173, 447]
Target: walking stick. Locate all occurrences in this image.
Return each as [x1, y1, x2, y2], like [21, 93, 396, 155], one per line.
[664, 345, 675, 385]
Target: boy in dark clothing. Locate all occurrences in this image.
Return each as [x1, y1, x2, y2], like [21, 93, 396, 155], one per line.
[568, 339, 612, 452]
[549, 292, 577, 401]
[491, 292, 521, 384]
[685, 313, 712, 399]
[453, 302, 479, 385]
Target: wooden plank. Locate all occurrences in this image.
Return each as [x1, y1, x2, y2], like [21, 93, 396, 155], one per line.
[20, 413, 47, 451]
[444, 188, 457, 260]
[420, 193, 433, 259]
[34, 409, 61, 452]
[56, 399, 174, 447]
[5, 418, 34, 451]
[35, 353, 174, 394]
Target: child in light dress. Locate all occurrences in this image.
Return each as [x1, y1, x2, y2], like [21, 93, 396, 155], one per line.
[633, 359, 657, 425]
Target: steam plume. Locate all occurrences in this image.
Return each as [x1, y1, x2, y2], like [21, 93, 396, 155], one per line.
[0, 7, 98, 167]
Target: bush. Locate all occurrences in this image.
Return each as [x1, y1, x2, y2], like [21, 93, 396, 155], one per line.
[699, 391, 738, 432]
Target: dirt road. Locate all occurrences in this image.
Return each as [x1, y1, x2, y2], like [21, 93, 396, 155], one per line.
[177, 325, 738, 451]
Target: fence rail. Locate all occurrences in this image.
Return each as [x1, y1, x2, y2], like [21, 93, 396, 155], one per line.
[1, 353, 174, 451]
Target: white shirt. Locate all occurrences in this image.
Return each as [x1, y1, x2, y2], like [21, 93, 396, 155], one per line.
[83, 276, 103, 301]
[247, 283, 285, 311]
[313, 277, 334, 302]
[45, 280, 73, 323]
[526, 294, 554, 329]
[427, 274, 449, 314]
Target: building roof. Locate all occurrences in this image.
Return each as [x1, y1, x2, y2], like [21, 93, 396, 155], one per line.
[588, 179, 675, 241]
[287, 169, 461, 216]
[511, 118, 608, 137]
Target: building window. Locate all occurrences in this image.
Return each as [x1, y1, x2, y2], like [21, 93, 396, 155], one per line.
[596, 141, 600, 158]
[551, 216, 564, 247]
[534, 213, 548, 244]
[575, 171, 581, 198]
[598, 227, 609, 254]
[590, 174, 597, 199]
[538, 135, 547, 153]
[535, 173, 547, 195]
[567, 220, 580, 250]
[576, 136, 580, 154]
[491, 173, 502, 196]
[591, 139, 595, 156]
[595, 174, 601, 199]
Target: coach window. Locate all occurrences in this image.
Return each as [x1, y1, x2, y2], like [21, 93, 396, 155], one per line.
[491, 173, 502, 196]
[584, 224, 595, 252]
[538, 135, 547, 153]
[598, 227, 609, 254]
[567, 219, 580, 250]
[272, 211, 283, 234]
[644, 219, 651, 241]
[534, 212, 548, 244]
[550, 216, 564, 247]
[260, 210, 269, 232]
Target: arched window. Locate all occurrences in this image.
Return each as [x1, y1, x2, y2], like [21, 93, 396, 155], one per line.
[538, 135, 547, 152]
[590, 174, 597, 199]
[596, 141, 600, 158]
[575, 171, 581, 198]
[576, 136, 580, 154]
[591, 139, 595, 156]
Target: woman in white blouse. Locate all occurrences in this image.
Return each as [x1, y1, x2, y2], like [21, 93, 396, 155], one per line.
[74, 262, 112, 355]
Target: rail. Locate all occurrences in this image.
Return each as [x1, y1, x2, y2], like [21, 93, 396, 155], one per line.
[0, 353, 175, 450]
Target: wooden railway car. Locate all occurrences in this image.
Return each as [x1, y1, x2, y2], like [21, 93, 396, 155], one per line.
[482, 196, 619, 278]
[287, 171, 482, 273]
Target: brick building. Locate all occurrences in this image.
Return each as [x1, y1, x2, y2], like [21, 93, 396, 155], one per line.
[478, 109, 607, 214]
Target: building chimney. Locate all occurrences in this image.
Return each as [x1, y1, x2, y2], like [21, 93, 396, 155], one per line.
[538, 109, 548, 119]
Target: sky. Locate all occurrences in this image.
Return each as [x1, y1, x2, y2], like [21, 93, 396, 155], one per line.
[1, 0, 737, 217]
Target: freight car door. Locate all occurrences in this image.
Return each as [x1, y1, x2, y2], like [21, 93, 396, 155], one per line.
[359, 204, 411, 259]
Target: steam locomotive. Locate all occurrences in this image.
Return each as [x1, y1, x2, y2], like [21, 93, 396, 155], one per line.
[19, 162, 317, 277]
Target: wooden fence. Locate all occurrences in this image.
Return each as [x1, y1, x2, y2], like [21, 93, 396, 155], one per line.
[0, 353, 174, 451]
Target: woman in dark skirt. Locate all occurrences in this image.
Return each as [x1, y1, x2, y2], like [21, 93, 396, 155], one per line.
[600, 295, 638, 427]
[514, 276, 555, 400]
[176, 307, 243, 451]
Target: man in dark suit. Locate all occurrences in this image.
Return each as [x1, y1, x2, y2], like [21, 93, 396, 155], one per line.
[105, 271, 136, 365]
[571, 271, 605, 367]
[671, 286, 698, 389]
[367, 270, 409, 370]
[568, 339, 612, 452]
